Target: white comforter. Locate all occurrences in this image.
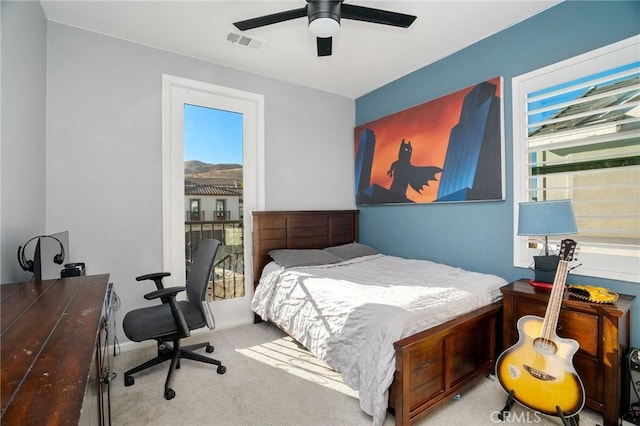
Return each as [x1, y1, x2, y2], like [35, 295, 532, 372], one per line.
[251, 254, 507, 425]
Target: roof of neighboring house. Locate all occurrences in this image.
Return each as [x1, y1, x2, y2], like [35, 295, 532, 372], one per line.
[185, 178, 240, 187]
[184, 185, 242, 196]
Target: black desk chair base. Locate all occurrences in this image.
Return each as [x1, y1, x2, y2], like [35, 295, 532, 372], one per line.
[124, 338, 226, 400]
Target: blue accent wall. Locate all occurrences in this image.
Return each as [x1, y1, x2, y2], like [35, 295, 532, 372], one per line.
[355, 1, 640, 347]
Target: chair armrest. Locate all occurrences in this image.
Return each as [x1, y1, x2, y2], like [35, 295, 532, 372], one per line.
[136, 272, 171, 290]
[143, 286, 185, 301]
[143, 286, 190, 338]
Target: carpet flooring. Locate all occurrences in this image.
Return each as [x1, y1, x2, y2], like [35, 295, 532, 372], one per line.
[110, 322, 603, 425]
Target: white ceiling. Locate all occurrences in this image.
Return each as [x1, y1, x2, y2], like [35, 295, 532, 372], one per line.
[40, 1, 561, 98]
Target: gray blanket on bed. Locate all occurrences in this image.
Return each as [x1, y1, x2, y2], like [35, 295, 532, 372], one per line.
[252, 254, 507, 425]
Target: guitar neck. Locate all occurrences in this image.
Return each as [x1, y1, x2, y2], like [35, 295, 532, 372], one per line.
[541, 259, 570, 340]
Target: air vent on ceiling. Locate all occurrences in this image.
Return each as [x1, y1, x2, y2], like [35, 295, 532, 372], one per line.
[226, 32, 264, 50]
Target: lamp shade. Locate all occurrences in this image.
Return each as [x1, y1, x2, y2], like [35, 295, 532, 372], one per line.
[518, 200, 578, 236]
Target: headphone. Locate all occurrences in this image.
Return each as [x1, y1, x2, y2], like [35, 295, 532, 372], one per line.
[17, 235, 65, 273]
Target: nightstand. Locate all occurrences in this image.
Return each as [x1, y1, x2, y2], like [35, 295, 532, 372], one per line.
[500, 279, 635, 426]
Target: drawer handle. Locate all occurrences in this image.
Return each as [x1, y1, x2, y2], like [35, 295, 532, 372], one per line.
[556, 322, 564, 332]
[420, 360, 434, 369]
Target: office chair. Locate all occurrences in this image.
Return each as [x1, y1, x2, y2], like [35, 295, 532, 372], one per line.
[123, 239, 226, 400]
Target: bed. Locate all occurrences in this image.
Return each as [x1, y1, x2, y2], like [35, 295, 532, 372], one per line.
[252, 210, 506, 425]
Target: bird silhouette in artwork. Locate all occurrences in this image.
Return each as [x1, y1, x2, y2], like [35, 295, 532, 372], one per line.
[387, 140, 442, 198]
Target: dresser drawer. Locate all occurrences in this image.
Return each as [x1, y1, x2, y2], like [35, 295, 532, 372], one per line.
[515, 299, 598, 357]
[574, 353, 601, 404]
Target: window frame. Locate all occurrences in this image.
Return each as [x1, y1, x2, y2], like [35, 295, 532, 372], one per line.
[512, 35, 640, 283]
[162, 74, 265, 328]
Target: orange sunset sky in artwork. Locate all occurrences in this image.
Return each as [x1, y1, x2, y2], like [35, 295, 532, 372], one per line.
[355, 77, 502, 204]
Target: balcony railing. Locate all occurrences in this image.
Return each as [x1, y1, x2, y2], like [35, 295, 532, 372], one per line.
[185, 220, 244, 301]
[186, 210, 231, 221]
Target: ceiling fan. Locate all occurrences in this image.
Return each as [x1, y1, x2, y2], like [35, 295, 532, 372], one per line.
[233, 1, 417, 57]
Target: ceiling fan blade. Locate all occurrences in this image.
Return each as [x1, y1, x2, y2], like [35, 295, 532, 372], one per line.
[317, 37, 332, 57]
[233, 6, 307, 31]
[341, 4, 416, 28]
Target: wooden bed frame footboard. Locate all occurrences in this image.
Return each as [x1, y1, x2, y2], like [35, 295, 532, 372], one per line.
[389, 301, 503, 425]
[252, 210, 503, 426]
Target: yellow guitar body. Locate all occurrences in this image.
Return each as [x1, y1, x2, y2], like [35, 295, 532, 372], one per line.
[496, 315, 585, 416]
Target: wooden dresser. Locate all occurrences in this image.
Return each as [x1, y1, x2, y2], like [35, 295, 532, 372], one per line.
[500, 279, 635, 426]
[1, 274, 113, 425]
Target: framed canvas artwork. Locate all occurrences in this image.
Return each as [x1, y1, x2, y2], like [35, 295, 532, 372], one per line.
[355, 77, 505, 205]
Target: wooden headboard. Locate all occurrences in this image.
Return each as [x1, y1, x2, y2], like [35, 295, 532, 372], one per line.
[252, 210, 359, 288]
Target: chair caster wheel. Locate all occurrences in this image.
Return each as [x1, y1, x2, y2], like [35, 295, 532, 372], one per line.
[124, 376, 134, 386]
[164, 388, 175, 400]
[217, 365, 226, 374]
[206, 345, 214, 353]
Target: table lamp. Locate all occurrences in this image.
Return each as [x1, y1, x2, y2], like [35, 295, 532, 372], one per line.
[517, 199, 578, 287]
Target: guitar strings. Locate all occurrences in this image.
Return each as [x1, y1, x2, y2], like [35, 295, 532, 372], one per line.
[540, 254, 570, 352]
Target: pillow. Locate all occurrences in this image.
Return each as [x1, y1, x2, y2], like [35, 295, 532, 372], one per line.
[268, 249, 342, 268]
[323, 242, 378, 260]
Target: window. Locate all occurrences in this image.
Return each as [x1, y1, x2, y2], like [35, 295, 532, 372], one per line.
[513, 36, 639, 282]
[190, 199, 200, 221]
[216, 199, 226, 220]
[162, 74, 264, 328]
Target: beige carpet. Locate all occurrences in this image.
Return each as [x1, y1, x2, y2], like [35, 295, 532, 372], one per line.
[110, 322, 603, 425]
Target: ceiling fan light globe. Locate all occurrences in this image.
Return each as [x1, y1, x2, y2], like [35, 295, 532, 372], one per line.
[309, 17, 340, 37]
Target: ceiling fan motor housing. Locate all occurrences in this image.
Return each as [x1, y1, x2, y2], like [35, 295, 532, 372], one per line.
[233, 0, 416, 56]
[308, 1, 341, 37]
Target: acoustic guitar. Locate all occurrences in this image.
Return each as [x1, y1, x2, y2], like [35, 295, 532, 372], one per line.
[496, 239, 585, 418]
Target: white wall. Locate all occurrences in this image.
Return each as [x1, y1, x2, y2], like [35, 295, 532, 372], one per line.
[0, 1, 48, 283]
[44, 23, 355, 342]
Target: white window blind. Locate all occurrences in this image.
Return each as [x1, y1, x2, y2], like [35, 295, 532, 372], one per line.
[513, 36, 640, 283]
[527, 63, 640, 243]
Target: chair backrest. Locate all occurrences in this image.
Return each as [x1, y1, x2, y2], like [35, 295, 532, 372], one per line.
[186, 239, 220, 309]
